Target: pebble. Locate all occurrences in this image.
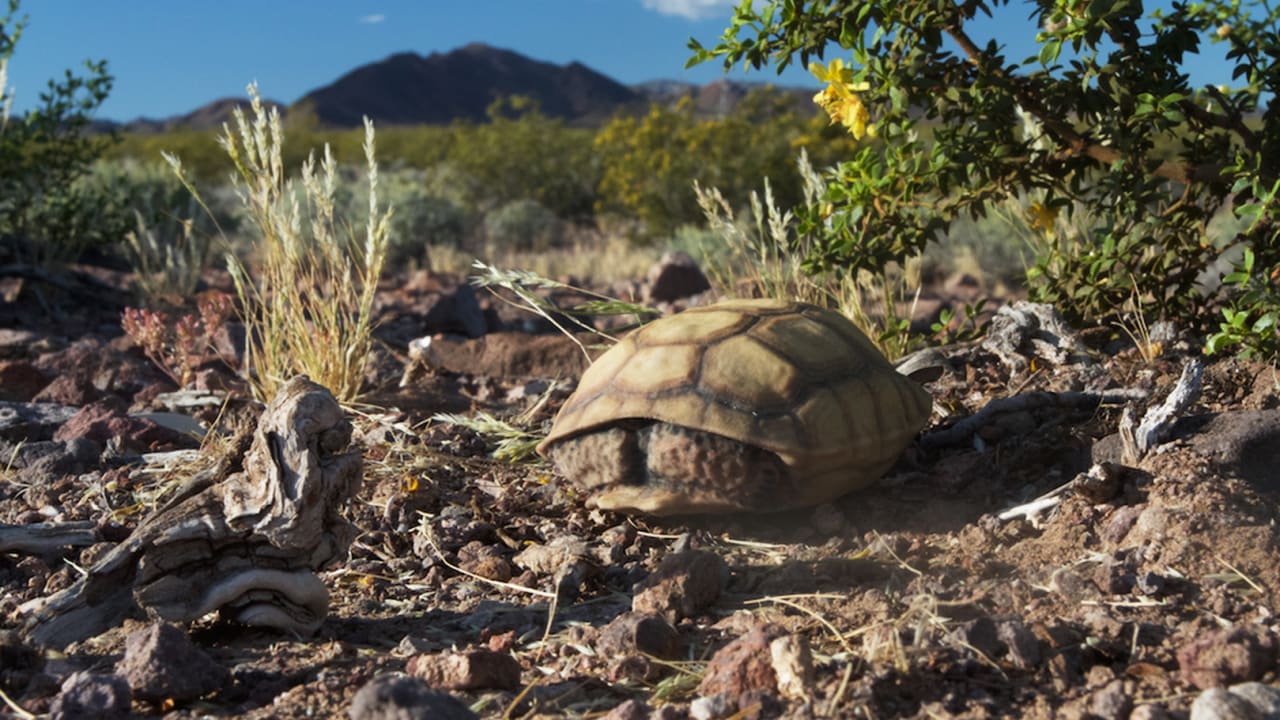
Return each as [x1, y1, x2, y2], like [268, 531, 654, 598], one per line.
[348, 673, 478, 720]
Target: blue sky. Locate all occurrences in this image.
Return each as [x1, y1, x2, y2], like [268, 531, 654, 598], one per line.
[3, 0, 1240, 122]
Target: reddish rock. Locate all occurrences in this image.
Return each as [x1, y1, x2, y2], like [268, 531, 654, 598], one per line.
[52, 397, 193, 453]
[419, 332, 593, 381]
[603, 699, 651, 720]
[33, 374, 103, 406]
[697, 624, 785, 699]
[116, 623, 228, 703]
[632, 549, 727, 623]
[407, 648, 522, 691]
[597, 612, 683, 660]
[1177, 624, 1278, 690]
[0, 360, 51, 401]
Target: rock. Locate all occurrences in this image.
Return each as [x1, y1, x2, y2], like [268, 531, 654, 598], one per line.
[769, 634, 814, 701]
[48, 671, 131, 720]
[348, 673, 478, 720]
[1129, 704, 1173, 720]
[1229, 682, 1280, 715]
[456, 542, 513, 582]
[632, 549, 727, 623]
[1173, 409, 1280, 493]
[0, 360, 51, 401]
[1086, 679, 1133, 720]
[406, 649, 522, 691]
[1101, 504, 1145, 545]
[1177, 624, 1278, 690]
[644, 251, 711, 304]
[33, 374, 103, 406]
[603, 698, 651, 720]
[1190, 688, 1264, 720]
[512, 535, 596, 599]
[52, 396, 192, 454]
[697, 625, 784, 699]
[409, 332, 593, 381]
[597, 612, 683, 660]
[6, 438, 99, 484]
[0, 401, 77, 442]
[210, 322, 246, 368]
[689, 693, 734, 720]
[422, 280, 487, 338]
[116, 622, 229, 703]
[997, 619, 1042, 670]
[951, 616, 1002, 659]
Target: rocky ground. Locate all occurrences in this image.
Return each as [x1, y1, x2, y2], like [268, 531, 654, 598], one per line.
[1, 257, 1279, 720]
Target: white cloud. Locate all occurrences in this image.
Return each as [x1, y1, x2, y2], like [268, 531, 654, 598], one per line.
[641, 0, 738, 21]
[358, 14, 386, 24]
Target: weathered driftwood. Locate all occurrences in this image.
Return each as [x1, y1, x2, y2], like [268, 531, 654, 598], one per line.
[981, 301, 1090, 373]
[1120, 358, 1204, 463]
[0, 521, 100, 554]
[918, 388, 1149, 452]
[20, 376, 362, 649]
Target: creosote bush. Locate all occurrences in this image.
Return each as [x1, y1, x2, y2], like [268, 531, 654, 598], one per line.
[691, 0, 1280, 352]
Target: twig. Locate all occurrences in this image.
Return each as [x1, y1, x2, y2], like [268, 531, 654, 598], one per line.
[826, 659, 855, 717]
[745, 595, 856, 656]
[1216, 556, 1266, 596]
[919, 388, 1148, 452]
[417, 521, 554, 599]
[0, 685, 35, 720]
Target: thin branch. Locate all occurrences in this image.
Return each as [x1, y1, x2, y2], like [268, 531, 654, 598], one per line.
[942, 22, 1228, 187]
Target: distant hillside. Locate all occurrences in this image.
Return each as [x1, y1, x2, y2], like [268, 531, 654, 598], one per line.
[99, 43, 818, 133]
[117, 97, 286, 134]
[296, 43, 641, 127]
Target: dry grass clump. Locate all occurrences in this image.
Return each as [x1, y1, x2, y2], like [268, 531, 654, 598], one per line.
[692, 152, 921, 359]
[170, 85, 390, 403]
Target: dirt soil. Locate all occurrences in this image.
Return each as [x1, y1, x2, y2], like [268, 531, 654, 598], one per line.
[2, 264, 1279, 719]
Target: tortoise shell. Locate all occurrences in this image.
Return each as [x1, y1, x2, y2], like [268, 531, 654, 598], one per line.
[535, 298, 932, 514]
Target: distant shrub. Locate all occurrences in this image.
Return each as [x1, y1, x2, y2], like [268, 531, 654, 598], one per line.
[89, 159, 221, 302]
[451, 97, 599, 218]
[484, 199, 561, 251]
[0, 0, 117, 265]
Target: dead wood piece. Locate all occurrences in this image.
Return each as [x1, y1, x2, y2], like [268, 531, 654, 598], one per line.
[1121, 358, 1204, 462]
[919, 388, 1149, 452]
[0, 521, 100, 554]
[20, 376, 362, 649]
[981, 301, 1089, 373]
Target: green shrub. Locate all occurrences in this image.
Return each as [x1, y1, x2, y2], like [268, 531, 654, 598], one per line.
[484, 198, 561, 251]
[451, 97, 598, 218]
[691, 0, 1280, 335]
[0, 0, 117, 265]
[337, 167, 472, 268]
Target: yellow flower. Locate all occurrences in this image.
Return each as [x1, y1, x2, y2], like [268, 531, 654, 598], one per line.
[809, 58, 854, 86]
[809, 59, 875, 140]
[1027, 202, 1060, 236]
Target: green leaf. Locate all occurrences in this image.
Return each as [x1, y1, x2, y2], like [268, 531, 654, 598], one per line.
[1039, 39, 1062, 66]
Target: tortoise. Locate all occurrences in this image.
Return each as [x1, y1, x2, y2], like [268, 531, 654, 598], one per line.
[535, 298, 932, 515]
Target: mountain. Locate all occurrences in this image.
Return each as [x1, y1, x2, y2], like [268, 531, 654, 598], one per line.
[295, 43, 642, 127]
[101, 44, 818, 133]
